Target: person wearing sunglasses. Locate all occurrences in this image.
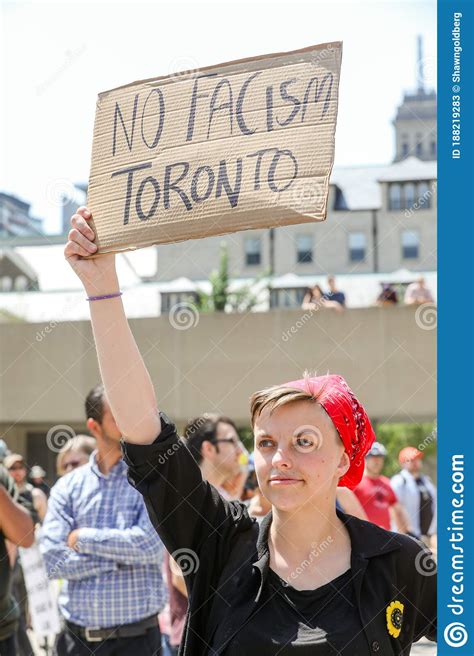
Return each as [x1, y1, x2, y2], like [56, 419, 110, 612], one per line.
[183, 414, 243, 499]
[64, 207, 436, 655]
[56, 435, 96, 477]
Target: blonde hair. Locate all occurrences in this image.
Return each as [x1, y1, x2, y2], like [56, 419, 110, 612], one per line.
[56, 435, 96, 476]
[249, 373, 328, 426]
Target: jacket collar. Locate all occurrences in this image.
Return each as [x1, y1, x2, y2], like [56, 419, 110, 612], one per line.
[256, 508, 403, 559]
[253, 508, 404, 596]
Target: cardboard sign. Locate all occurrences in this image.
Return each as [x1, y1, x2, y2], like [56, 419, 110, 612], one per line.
[87, 42, 342, 255]
[19, 542, 61, 638]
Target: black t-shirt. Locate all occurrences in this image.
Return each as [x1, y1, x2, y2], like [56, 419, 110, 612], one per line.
[324, 291, 346, 307]
[224, 567, 370, 655]
[415, 477, 434, 536]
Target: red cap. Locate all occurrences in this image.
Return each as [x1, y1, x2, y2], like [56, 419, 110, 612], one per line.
[398, 446, 423, 465]
[281, 374, 376, 489]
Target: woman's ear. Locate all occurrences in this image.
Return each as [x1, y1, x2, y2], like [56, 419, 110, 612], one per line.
[337, 450, 350, 480]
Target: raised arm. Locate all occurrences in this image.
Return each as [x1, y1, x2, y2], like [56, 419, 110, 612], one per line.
[64, 207, 255, 576]
[64, 207, 160, 444]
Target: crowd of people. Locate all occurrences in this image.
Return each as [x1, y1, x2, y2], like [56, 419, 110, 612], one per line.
[301, 275, 435, 311]
[0, 206, 437, 655]
[0, 385, 437, 655]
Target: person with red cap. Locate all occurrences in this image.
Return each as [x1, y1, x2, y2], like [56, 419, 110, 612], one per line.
[391, 447, 437, 546]
[63, 207, 437, 655]
[353, 442, 410, 532]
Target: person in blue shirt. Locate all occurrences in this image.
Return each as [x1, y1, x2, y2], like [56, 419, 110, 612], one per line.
[40, 384, 166, 655]
[324, 276, 346, 307]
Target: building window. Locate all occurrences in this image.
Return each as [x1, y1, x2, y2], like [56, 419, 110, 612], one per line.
[389, 183, 402, 210]
[430, 141, 437, 157]
[401, 230, 420, 259]
[161, 292, 199, 313]
[1, 276, 13, 292]
[348, 232, 366, 262]
[296, 234, 313, 264]
[245, 237, 261, 266]
[415, 134, 423, 158]
[389, 181, 434, 211]
[14, 276, 29, 291]
[401, 134, 409, 158]
[404, 182, 416, 208]
[417, 181, 431, 209]
[270, 288, 306, 309]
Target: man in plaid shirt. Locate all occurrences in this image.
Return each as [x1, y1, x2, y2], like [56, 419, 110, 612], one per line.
[40, 384, 166, 655]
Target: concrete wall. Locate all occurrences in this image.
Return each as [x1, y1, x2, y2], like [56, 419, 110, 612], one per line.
[1, 306, 436, 466]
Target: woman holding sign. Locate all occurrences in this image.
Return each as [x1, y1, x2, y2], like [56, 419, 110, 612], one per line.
[64, 206, 437, 655]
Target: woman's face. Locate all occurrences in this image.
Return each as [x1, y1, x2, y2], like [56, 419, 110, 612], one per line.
[253, 400, 349, 513]
[8, 461, 27, 485]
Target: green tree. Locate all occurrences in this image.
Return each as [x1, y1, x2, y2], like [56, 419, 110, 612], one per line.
[375, 421, 437, 480]
[210, 242, 229, 311]
[197, 241, 269, 313]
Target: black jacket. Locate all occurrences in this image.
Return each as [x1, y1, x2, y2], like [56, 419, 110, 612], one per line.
[122, 412, 436, 656]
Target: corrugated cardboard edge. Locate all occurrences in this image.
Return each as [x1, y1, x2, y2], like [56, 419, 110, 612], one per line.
[97, 41, 342, 99]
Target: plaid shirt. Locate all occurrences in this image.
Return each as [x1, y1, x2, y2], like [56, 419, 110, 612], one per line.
[40, 453, 166, 628]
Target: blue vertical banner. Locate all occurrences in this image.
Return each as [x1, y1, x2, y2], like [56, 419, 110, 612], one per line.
[438, 0, 474, 654]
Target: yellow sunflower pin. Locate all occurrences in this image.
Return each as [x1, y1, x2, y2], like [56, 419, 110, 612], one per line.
[386, 600, 404, 638]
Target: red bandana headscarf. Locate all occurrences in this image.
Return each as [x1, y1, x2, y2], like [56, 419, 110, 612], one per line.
[281, 374, 376, 489]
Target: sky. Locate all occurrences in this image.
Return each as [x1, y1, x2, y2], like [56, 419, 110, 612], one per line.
[0, 0, 436, 234]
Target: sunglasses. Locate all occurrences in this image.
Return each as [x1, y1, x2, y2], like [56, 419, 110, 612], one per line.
[63, 460, 83, 471]
[213, 438, 244, 451]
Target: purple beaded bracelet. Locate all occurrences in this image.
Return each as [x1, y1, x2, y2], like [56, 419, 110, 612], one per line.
[86, 292, 123, 302]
